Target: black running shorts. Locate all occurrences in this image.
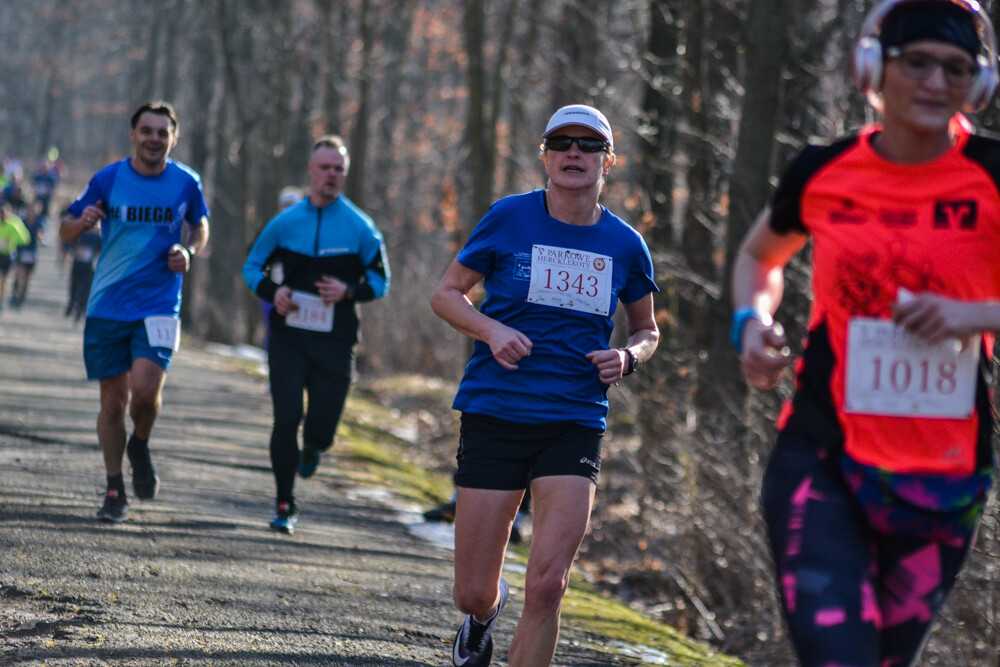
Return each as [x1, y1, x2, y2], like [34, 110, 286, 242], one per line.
[454, 412, 603, 490]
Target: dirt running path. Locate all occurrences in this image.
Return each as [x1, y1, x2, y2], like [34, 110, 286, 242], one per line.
[0, 244, 638, 666]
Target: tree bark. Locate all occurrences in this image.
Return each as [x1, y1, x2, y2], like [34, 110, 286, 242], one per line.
[712, 0, 792, 404]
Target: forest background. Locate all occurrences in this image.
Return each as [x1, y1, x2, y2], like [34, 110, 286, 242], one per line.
[5, 0, 1000, 664]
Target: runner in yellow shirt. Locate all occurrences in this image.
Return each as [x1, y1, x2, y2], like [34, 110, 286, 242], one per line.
[0, 201, 30, 312]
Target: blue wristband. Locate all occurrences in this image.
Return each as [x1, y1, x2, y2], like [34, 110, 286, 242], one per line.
[730, 306, 766, 354]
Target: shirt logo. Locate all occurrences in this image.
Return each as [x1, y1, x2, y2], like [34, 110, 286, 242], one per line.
[934, 200, 977, 230]
[513, 253, 532, 280]
[112, 205, 176, 224]
[879, 209, 917, 227]
[829, 198, 867, 224]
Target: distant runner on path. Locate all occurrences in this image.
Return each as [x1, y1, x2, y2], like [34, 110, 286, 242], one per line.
[242, 135, 390, 535]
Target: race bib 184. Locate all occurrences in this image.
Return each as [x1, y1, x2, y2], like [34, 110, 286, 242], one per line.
[844, 317, 978, 418]
[526, 244, 613, 316]
[285, 291, 334, 332]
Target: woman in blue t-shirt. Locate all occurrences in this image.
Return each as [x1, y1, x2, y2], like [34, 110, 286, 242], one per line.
[432, 104, 659, 667]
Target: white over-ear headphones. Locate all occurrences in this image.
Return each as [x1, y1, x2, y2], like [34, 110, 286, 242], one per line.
[851, 0, 1000, 111]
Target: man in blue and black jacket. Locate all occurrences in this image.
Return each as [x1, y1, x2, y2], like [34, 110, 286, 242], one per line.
[242, 135, 390, 534]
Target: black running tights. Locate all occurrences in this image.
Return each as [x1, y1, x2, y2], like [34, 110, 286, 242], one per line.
[267, 327, 354, 504]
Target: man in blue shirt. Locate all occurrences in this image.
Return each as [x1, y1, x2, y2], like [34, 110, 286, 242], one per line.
[60, 101, 210, 523]
[243, 135, 390, 534]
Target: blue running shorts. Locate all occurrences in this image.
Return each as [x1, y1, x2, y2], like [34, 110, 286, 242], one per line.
[83, 317, 174, 380]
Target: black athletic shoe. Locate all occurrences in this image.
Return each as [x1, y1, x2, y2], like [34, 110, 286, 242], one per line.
[126, 435, 160, 500]
[423, 500, 457, 523]
[452, 577, 508, 667]
[96, 489, 128, 523]
[298, 447, 320, 479]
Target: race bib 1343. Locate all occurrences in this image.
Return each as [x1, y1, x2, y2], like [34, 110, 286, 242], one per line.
[526, 244, 613, 316]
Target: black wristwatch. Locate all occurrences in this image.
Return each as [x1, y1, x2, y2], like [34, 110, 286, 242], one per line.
[621, 348, 638, 376]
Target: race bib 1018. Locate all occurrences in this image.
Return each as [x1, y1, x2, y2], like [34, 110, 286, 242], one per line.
[844, 317, 978, 418]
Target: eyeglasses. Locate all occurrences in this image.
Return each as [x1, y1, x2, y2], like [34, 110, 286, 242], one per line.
[543, 135, 609, 153]
[885, 47, 980, 89]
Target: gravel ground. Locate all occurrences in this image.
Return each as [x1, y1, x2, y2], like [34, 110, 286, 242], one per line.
[0, 245, 641, 666]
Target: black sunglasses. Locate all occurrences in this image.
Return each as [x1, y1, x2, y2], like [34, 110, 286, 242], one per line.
[543, 135, 609, 153]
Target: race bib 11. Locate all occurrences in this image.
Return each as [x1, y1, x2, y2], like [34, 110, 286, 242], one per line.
[144, 315, 180, 351]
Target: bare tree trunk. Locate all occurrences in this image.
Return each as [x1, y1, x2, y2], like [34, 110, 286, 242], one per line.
[463, 0, 491, 223]
[487, 0, 518, 190]
[503, 1, 541, 196]
[317, 0, 351, 135]
[550, 0, 607, 106]
[177, 0, 220, 338]
[678, 0, 718, 413]
[712, 0, 792, 406]
[200, 0, 256, 344]
[138, 0, 160, 102]
[638, 0, 679, 251]
[161, 0, 185, 102]
[36, 73, 59, 160]
[345, 0, 375, 209]
[34, 3, 70, 159]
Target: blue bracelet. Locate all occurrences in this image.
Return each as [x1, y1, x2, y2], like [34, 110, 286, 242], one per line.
[730, 306, 765, 354]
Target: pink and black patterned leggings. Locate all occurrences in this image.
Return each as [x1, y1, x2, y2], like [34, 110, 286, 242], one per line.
[761, 433, 977, 667]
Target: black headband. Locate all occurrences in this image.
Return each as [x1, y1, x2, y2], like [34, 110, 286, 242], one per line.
[881, 1, 981, 58]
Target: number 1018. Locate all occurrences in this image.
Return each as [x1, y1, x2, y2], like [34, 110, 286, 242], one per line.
[869, 357, 958, 395]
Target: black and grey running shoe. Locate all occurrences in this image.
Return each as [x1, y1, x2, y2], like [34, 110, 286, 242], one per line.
[298, 447, 321, 479]
[96, 489, 128, 523]
[126, 435, 160, 500]
[452, 577, 509, 667]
